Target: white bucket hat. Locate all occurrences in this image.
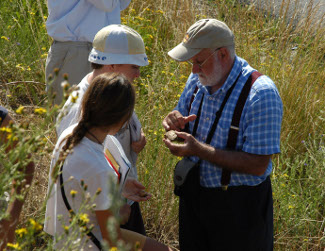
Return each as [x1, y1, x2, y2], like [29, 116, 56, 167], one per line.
[89, 24, 149, 66]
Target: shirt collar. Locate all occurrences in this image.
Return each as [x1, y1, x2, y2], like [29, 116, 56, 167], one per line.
[217, 56, 242, 94]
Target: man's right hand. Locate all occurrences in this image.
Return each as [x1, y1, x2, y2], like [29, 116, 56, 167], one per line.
[162, 110, 196, 131]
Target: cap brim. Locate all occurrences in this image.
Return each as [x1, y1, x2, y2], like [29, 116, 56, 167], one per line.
[89, 48, 149, 66]
[168, 43, 201, 62]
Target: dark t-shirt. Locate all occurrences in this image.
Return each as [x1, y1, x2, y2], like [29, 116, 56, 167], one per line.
[0, 106, 8, 126]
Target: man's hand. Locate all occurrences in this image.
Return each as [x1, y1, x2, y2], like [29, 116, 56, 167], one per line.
[122, 178, 151, 202]
[131, 129, 146, 154]
[163, 131, 200, 157]
[162, 110, 196, 131]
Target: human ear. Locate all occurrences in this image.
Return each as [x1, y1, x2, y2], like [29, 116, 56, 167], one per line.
[219, 47, 229, 60]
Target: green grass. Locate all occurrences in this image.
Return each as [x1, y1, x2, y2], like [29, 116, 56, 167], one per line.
[0, 0, 325, 250]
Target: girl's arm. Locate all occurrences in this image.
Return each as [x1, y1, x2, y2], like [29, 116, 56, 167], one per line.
[95, 209, 122, 247]
[96, 210, 172, 251]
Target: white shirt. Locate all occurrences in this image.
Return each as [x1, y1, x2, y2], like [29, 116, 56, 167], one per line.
[44, 125, 117, 250]
[46, 0, 131, 42]
[56, 74, 140, 179]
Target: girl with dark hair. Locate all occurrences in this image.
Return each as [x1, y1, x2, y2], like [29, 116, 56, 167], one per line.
[44, 73, 170, 250]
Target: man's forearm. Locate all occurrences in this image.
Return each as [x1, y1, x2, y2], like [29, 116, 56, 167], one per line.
[194, 142, 271, 176]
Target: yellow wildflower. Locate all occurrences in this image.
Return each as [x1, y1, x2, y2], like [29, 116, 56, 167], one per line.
[16, 105, 25, 114]
[1, 36, 9, 41]
[70, 190, 77, 197]
[0, 127, 12, 133]
[15, 228, 28, 238]
[7, 243, 21, 250]
[34, 107, 47, 115]
[29, 219, 43, 231]
[71, 95, 78, 103]
[7, 134, 18, 141]
[110, 247, 118, 251]
[80, 213, 90, 224]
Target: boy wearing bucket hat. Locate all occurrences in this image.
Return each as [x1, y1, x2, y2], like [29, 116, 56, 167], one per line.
[45, 0, 132, 105]
[163, 19, 283, 250]
[56, 24, 148, 235]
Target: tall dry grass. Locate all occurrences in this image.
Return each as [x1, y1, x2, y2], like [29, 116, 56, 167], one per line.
[0, 0, 324, 250]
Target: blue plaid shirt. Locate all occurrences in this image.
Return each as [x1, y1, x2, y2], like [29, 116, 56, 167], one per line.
[176, 56, 283, 187]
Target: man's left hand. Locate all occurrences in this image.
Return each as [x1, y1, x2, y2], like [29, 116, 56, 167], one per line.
[163, 131, 199, 157]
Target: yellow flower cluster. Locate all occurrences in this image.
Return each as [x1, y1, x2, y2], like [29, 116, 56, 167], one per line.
[15, 64, 31, 71]
[0, 127, 12, 133]
[34, 107, 47, 115]
[1, 36, 9, 41]
[79, 213, 90, 224]
[16, 106, 24, 114]
[7, 242, 21, 250]
[29, 219, 43, 231]
[70, 190, 77, 197]
[15, 228, 28, 238]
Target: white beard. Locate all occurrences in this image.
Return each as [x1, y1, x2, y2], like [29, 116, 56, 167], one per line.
[198, 59, 223, 87]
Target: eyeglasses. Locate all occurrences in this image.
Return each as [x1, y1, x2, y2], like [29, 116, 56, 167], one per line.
[187, 48, 221, 69]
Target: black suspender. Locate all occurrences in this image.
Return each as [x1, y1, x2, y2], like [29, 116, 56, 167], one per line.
[221, 71, 263, 189]
[191, 72, 242, 139]
[189, 71, 263, 189]
[59, 164, 103, 250]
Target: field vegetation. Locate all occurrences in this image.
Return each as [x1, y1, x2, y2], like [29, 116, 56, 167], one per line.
[0, 0, 324, 250]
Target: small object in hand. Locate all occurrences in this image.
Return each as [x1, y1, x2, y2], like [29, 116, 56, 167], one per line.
[165, 130, 184, 143]
[139, 190, 148, 197]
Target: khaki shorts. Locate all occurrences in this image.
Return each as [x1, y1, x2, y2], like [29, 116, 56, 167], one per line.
[45, 40, 92, 105]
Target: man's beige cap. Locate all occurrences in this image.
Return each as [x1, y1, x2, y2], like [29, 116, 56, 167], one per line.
[168, 19, 235, 61]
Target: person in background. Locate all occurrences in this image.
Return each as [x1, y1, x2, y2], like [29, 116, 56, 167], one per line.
[44, 73, 171, 251]
[45, 0, 132, 105]
[56, 24, 148, 235]
[0, 106, 34, 250]
[163, 19, 283, 250]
